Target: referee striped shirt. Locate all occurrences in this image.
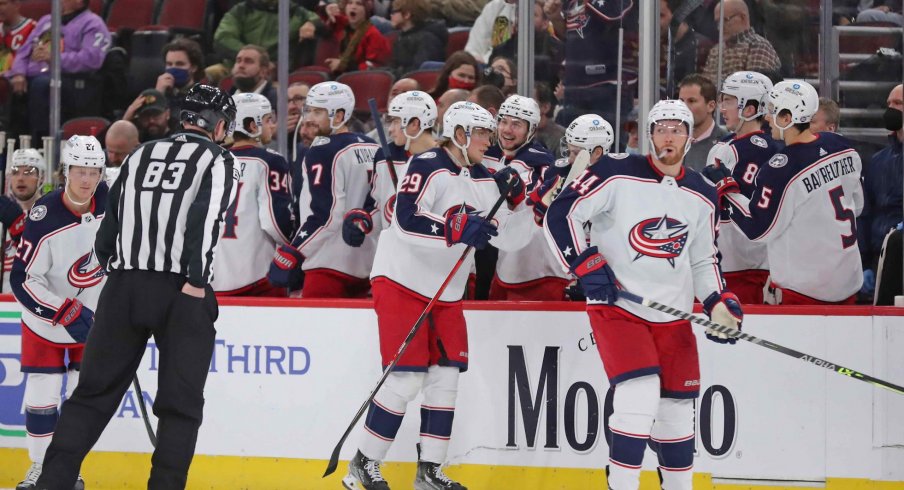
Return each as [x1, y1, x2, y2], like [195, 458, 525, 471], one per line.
[96, 130, 238, 287]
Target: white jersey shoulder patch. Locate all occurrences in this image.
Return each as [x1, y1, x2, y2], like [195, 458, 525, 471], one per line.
[312, 136, 331, 147]
[751, 135, 768, 148]
[29, 205, 47, 221]
[418, 151, 437, 159]
[768, 154, 789, 168]
[553, 157, 569, 168]
[608, 153, 630, 160]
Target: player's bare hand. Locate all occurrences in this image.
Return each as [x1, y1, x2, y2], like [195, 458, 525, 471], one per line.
[156, 72, 174, 92]
[11, 75, 27, 94]
[299, 21, 316, 40]
[181, 283, 206, 298]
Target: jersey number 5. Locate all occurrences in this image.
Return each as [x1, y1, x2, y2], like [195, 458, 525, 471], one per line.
[829, 186, 857, 248]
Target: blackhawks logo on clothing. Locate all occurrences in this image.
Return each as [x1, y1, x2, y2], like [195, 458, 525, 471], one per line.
[628, 215, 688, 267]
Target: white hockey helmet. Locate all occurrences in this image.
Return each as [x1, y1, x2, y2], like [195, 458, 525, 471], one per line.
[305, 81, 355, 132]
[232, 92, 272, 138]
[388, 90, 437, 146]
[721, 71, 773, 125]
[442, 101, 496, 154]
[565, 114, 614, 155]
[647, 99, 695, 155]
[9, 148, 45, 173]
[62, 135, 105, 177]
[497, 94, 541, 136]
[767, 79, 819, 126]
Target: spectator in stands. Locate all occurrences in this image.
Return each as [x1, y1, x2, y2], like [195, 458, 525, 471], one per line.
[465, 0, 517, 64]
[467, 85, 505, 117]
[104, 120, 139, 168]
[490, 1, 563, 86]
[487, 56, 517, 96]
[388, 0, 447, 78]
[703, 1, 781, 84]
[229, 45, 278, 108]
[429, 0, 487, 26]
[432, 88, 469, 137]
[157, 38, 204, 120]
[661, 0, 710, 96]
[856, 1, 903, 26]
[0, 0, 36, 74]
[858, 83, 903, 298]
[286, 82, 310, 144]
[122, 89, 175, 143]
[210, 0, 323, 83]
[678, 74, 728, 171]
[322, 0, 392, 75]
[810, 97, 841, 133]
[428, 50, 480, 99]
[8, 0, 111, 140]
[534, 81, 565, 156]
[745, 0, 811, 76]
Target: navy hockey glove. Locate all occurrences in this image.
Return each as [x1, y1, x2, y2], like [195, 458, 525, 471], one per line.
[268, 245, 304, 289]
[0, 195, 25, 240]
[52, 298, 94, 343]
[569, 247, 618, 304]
[702, 291, 743, 344]
[342, 208, 373, 247]
[492, 167, 526, 207]
[444, 209, 498, 249]
[702, 163, 740, 197]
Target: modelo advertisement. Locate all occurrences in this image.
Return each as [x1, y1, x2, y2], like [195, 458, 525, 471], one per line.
[1, 302, 902, 483]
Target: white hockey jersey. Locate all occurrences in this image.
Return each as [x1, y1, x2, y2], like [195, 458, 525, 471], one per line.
[292, 132, 380, 278]
[212, 145, 296, 292]
[371, 147, 533, 301]
[724, 132, 864, 301]
[544, 154, 725, 323]
[369, 142, 410, 231]
[10, 189, 106, 345]
[705, 130, 780, 273]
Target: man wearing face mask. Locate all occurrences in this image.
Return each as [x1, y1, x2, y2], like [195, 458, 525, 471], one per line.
[228, 45, 277, 108]
[156, 38, 204, 120]
[858, 84, 904, 300]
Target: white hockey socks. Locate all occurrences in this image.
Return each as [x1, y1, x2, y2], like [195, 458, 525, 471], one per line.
[650, 398, 695, 490]
[24, 372, 63, 463]
[418, 365, 460, 464]
[360, 371, 424, 461]
[606, 375, 660, 490]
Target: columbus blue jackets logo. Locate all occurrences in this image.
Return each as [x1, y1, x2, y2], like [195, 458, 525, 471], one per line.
[68, 251, 104, 289]
[628, 215, 688, 266]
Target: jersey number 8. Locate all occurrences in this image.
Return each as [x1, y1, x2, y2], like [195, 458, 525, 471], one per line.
[142, 161, 187, 191]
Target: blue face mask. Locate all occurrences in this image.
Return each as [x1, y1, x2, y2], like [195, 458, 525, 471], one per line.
[165, 67, 191, 87]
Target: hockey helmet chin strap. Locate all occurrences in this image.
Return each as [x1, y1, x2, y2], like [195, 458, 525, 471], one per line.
[449, 125, 474, 167]
[402, 123, 428, 152]
[64, 171, 103, 207]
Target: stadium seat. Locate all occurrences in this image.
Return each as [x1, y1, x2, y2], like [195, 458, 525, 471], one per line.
[446, 27, 470, 59]
[0, 77, 9, 107]
[313, 37, 341, 67]
[19, 0, 103, 19]
[127, 29, 168, 98]
[106, 0, 158, 32]
[289, 70, 328, 87]
[157, 0, 208, 31]
[219, 76, 234, 93]
[62, 116, 110, 139]
[336, 70, 395, 113]
[403, 69, 440, 93]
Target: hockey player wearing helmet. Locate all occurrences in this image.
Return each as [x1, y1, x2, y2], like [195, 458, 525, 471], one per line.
[0, 149, 47, 293]
[343, 101, 532, 490]
[543, 99, 742, 490]
[702, 71, 781, 303]
[10, 135, 108, 490]
[268, 82, 381, 297]
[722, 80, 865, 305]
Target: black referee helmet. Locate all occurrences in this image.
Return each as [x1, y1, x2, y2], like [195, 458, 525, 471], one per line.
[180, 84, 238, 136]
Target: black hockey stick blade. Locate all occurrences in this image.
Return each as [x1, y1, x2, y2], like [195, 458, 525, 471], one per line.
[368, 98, 399, 188]
[619, 290, 904, 395]
[133, 375, 158, 447]
[323, 179, 515, 477]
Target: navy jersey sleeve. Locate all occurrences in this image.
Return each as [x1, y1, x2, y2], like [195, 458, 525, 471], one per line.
[291, 142, 336, 250]
[724, 153, 799, 241]
[260, 150, 298, 243]
[11, 196, 68, 322]
[393, 156, 450, 248]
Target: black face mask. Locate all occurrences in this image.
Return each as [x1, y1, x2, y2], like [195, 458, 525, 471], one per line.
[884, 107, 903, 132]
[233, 76, 259, 93]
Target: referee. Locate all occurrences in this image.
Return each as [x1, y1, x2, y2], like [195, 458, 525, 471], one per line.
[36, 85, 238, 490]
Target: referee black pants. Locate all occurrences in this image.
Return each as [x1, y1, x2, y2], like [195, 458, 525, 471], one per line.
[36, 270, 219, 490]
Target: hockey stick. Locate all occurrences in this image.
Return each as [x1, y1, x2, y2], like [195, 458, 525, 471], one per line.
[541, 149, 591, 207]
[132, 374, 157, 447]
[368, 98, 399, 188]
[323, 178, 516, 477]
[619, 290, 904, 395]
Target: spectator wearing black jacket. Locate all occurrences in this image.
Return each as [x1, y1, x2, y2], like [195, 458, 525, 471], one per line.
[388, 0, 447, 78]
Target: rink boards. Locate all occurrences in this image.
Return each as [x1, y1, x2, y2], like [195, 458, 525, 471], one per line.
[1, 297, 903, 489]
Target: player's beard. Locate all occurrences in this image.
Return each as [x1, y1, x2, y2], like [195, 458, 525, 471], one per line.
[654, 144, 685, 167]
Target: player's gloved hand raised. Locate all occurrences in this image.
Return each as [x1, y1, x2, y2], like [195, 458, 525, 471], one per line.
[268, 245, 304, 289]
[702, 291, 743, 344]
[342, 209, 373, 247]
[0, 195, 25, 240]
[526, 178, 557, 226]
[444, 208, 498, 249]
[568, 246, 618, 304]
[702, 163, 740, 198]
[52, 298, 94, 343]
[492, 167, 525, 207]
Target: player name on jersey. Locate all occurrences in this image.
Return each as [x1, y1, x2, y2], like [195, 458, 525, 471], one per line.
[800, 153, 857, 194]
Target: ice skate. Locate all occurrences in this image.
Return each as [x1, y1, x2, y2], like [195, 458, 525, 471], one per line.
[16, 462, 41, 490]
[413, 461, 466, 490]
[342, 450, 390, 490]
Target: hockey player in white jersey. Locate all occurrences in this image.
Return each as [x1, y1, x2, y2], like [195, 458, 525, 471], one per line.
[487, 94, 574, 300]
[0, 149, 46, 293]
[543, 100, 743, 490]
[702, 71, 780, 303]
[212, 93, 295, 296]
[718, 80, 864, 304]
[342, 91, 437, 248]
[10, 135, 107, 490]
[342, 101, 531, 490]
[267, 82, 380, 298]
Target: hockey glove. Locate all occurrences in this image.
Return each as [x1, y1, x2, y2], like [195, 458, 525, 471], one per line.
[52, 298, 94, 343]
[444, 210, 498, 249]
[568, 246, 618, 304]
[0, 195, 25, 240]
[702, 163, 740, 197]
[493, 167, 526, 207]
[268, 245, 304, 289]
[702, 291, 743, 344]
[342, 209, 373, 247]
[526, 178, 557, 226]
